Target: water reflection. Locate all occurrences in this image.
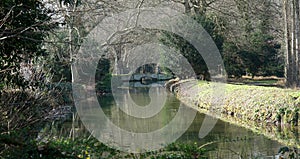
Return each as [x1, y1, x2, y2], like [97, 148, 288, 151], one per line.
[40, 81, 295, 157]
[98, 89, 179, 133]
[181, 114, 285, 158]
[100, 82, 286, 157]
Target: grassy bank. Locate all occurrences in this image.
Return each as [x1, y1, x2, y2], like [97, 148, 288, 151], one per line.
[168, 79, 300, 147]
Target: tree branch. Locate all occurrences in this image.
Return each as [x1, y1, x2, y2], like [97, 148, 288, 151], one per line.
[0, 5, 15, 29]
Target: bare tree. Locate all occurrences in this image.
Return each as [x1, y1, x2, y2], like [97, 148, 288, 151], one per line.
[283, 0, 300, 87]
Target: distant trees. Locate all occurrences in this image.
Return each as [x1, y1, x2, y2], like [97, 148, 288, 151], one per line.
[40, 0, 289, 84]
[161, 14, 224, 80]
[172, 0, 284, 79]
[220, 0, 283, 78]
[42, 0, 125, 83]
[1, 0, 297, 87]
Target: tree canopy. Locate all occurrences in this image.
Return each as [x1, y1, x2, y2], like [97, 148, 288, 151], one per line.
[0, 0, 56, 88]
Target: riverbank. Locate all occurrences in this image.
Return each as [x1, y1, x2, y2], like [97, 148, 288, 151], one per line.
[167, 79, 300, 148]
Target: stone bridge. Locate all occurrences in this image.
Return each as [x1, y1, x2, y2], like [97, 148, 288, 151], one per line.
[119, 73, 174, 82]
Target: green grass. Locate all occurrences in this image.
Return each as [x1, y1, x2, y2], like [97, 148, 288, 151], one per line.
[1, 136, 209, 159]
[193, 81, 299, 125]
[173, 80, 300, 148]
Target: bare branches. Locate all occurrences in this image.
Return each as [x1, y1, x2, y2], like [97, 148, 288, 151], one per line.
[0, 20, 56, 41]
[1, 25, 36, 41]
[0, 5, 15, 29]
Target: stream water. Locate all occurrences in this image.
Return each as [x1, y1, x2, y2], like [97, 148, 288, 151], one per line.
[48, 82, 291, 158]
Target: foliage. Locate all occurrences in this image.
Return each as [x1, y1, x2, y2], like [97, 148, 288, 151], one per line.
[0, 90, 53, 131]
[41, 0, 89, 84]
[0, 0, 297, 157]
[0, 89, 60, 158]
[240, 32, 283, 77]
[95, 58, 112, 92]
[222, 29, 283, 78]
[46, 82, 74, 105]
[0, 0, 56, 88]
[222, 42, 245, 78]
[160, 1, 284, 79]
[160, 14, 224, 80]
[42, 29, 72, 83]
[1, 136, 208, 159]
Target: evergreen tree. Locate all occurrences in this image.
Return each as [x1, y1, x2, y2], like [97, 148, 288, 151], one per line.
[0, 0, 56, 88]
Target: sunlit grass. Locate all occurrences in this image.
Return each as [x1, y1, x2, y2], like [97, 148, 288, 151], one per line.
[174, 80, 300, 148]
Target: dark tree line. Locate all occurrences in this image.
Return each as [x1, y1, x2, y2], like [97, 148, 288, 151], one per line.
[0, 0, 299, 89]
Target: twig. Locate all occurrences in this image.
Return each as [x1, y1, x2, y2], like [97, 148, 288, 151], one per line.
[197, 141, 218, 150]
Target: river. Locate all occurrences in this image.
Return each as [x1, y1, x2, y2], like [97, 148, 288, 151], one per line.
[47, 81, 288, 158]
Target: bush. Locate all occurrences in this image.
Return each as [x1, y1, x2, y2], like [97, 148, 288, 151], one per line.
[0, 88, 60, 158]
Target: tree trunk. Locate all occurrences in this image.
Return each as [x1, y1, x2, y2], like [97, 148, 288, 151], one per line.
[295, 0, 300, 86]
[283, 0, 299, 88]
[292, 0, 296, 86]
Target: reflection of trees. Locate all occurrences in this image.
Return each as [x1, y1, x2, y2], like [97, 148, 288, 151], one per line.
[39, 113, 89, 140]
[135, 63, 160, 74]
[107, 87, 178, 133]
[95, 58, 112, 93]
